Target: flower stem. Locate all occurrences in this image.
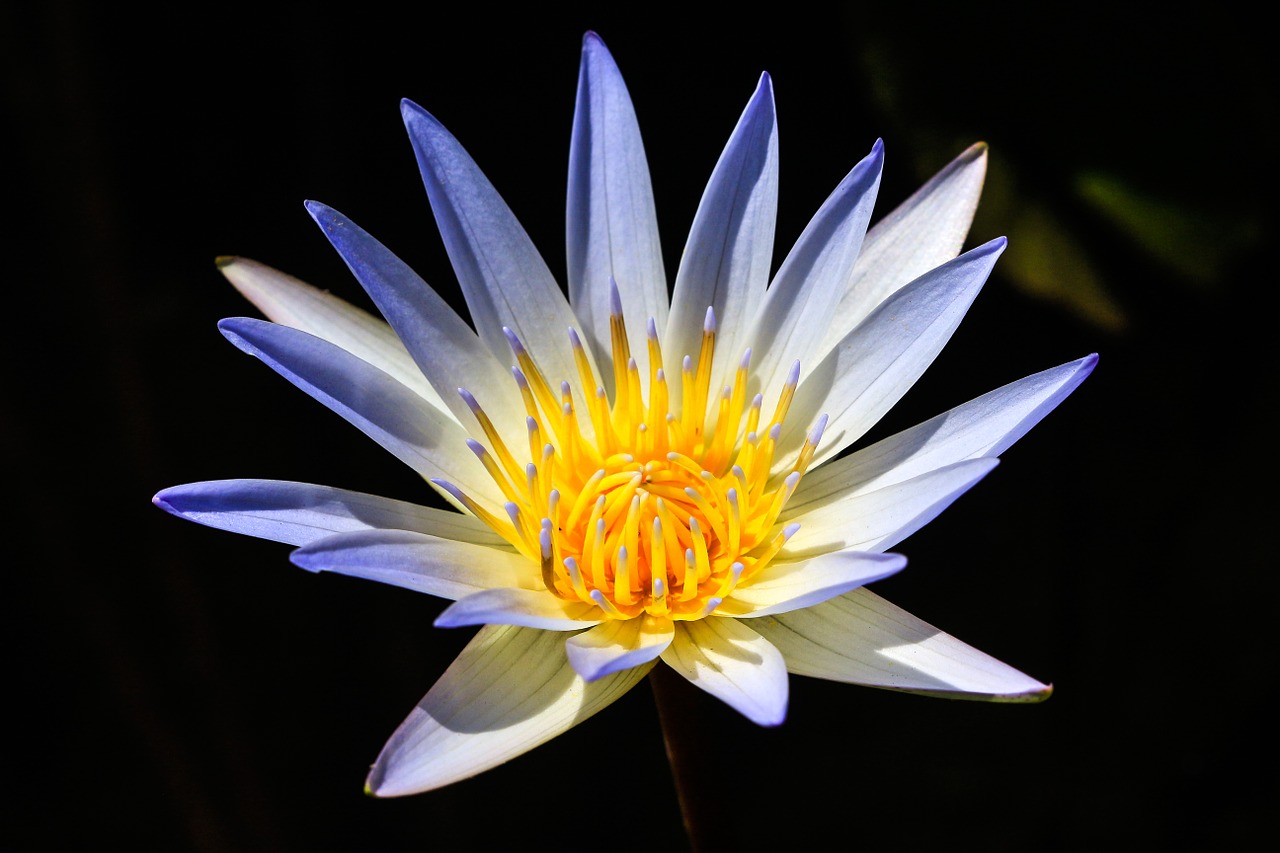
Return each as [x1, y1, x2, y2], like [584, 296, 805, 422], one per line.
[649, 665, 718, 852]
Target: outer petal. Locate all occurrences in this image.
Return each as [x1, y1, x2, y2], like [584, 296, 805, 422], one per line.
[217, 256, 442, 408]
[660, 618, 788, 726]
[401, 99, 597, 426]
[777, 238, 1006, 471]
[306, 201, 524, 451]
[567, 32, 667, 389]
[218, 317, 498, 507]
[151, 479, 506, 547]
[781, 458, 999, 558]
[434, 588, 604, 630]
[788, 354, 1099, 510]
[754, 588, 1051, 701]
[814, 142, 989, 362]
[718, 550, 906, 618]
[665, 73, 777, 420]
[746, 139, 883, 411]
[289, 529, 534, 599]
[565, 615, 675, 681]
[366, 624, 652, 796]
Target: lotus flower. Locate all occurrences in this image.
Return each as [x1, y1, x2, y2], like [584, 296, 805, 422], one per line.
[154, 32, 1096, 797]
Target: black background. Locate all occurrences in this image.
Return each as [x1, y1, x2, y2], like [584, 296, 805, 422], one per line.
[7, 3, 1275, 850]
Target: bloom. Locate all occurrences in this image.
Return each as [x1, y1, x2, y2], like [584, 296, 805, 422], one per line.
[154, 31, 1096, 796]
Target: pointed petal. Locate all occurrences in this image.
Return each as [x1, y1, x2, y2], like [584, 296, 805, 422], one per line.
[217, 256, 442, 408]
[289, 529, 533, 599]
[665, 74, 777, 417]
[218, 317, 498, 507]
[565, 615, 674, 681]
[782, 458, 999, 557]
[305, 202, 524, 449]
[152, 479, 506, 547]
[815, 142, 989, 362]
[755, 588, 1051, 701]
[719, 550, 905, 618]
[401, 100, 596, 420]
[790, 354, 1099, 509]
[366, 624, 651, 796]
[778, 238, 1006, 470]
[747, 139, 883, 409]
[434, 588, 604, 630]
[660, 618, 788, 726]
[567, 32, 666, 388]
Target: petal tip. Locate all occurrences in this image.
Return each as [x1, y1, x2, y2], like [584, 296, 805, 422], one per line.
[287, 546, 323, 575]
[988, 681, 1054, 704]
[757, 705, 788, 727]
[151, 489, 179, 515]
[1027, 682, 1054, 703]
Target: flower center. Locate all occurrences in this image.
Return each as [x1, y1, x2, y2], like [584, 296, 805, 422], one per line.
[435, 287, 824, 621]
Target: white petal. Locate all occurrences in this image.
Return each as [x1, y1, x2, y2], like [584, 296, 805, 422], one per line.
[665, 73, 777, 420]
[218, 317, 499, 508]
[217, 256, 443, 409]
[660, 618, 788, 726]
[782, 458, 999, 557]
[746, 139, 883, 410]
[789, 354, 1099, 509]
[814, 142, 989, 362]
[567, 32, 667, 389]
[719, 550, 905, 618]
[777, 238, 1005, 471]
[289, 529, 533, 599]
[366, 624, 651, 796]
[401, 100, 597, 428]
[755, 588, 1051, 701]
[565, 615, 674, 681]
[306, 202, 525, 451]
[434, 588, 604, 630]
[152, 479, 506, 547]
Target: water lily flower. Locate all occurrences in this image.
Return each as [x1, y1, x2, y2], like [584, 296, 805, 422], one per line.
[154, 32, 1096, 797]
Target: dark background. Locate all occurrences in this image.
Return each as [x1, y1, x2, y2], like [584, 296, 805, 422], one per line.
[7, 3, 1275, 850]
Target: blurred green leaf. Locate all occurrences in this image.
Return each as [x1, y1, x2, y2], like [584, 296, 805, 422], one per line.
[975, 157, 1129, 334]
[1076, 172, 1261, 287]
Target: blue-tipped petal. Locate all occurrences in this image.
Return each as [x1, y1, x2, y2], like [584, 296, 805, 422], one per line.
[782, 458, 1000, 557]
[217, 256, 442, 408]
[755, 588, 1052, 702]
[816, 141, 990, 361]
[218, 317, 497, 507]
[719, 549, 906, 618]
[305, 201, 523, 449]
[401, 99, 597, 429]
[747, 138, 884, 410]
[789, 354, 1099, 509]
[152, 479, 506, 547]
[665, 72, 778, 419]
[778, 237, 1007, 470]
[290, 528, 533, 599]
[567, 32, 667, 389]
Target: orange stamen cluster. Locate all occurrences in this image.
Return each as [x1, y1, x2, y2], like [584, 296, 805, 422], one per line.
[436, 285, 825, 621]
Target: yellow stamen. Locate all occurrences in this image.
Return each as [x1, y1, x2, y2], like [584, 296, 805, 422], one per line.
[443, 299, 824, 621]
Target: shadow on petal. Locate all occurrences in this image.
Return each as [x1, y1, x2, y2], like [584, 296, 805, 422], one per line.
[367, 624, 650, 795]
